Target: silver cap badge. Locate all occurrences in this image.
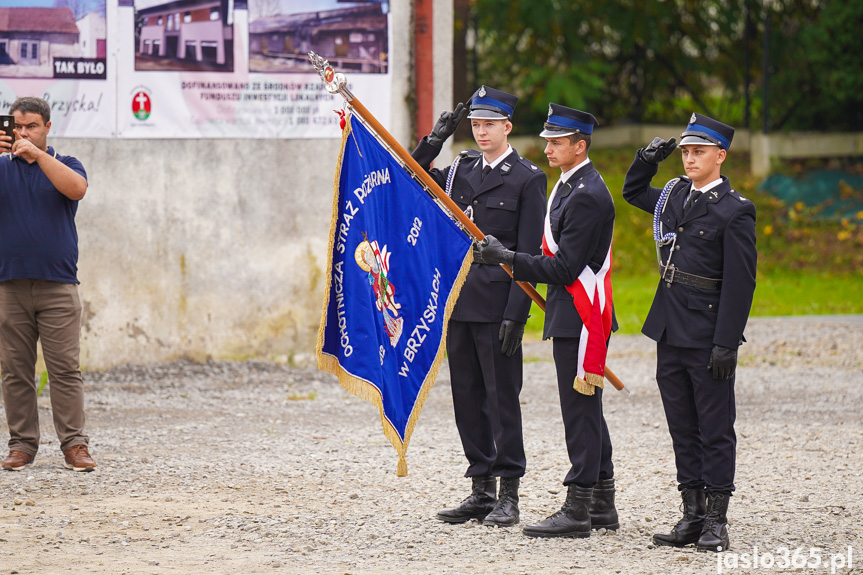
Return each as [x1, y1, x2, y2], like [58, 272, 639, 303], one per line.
[478, 86, 487, 97]
[690, 113, 697, 124]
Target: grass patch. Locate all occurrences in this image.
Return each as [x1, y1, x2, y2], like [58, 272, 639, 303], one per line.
[751, 271, 863, 316]
[37, 371, 49, 396]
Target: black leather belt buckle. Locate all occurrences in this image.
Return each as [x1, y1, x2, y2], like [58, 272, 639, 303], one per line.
[661, 264, 676, 284]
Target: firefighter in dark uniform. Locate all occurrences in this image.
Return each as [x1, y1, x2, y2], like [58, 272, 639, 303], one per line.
[478, 104, 618, 539]
[411, 86, 546, 527]
[621, 113, 757, 552]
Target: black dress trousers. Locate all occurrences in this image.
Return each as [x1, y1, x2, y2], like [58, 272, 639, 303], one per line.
[446, 320, 526, 478]
[552, 337, 614, 487]
[656, 340, 737, 492]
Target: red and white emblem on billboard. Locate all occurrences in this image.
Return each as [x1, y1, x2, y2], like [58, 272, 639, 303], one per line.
[132, 90, 151, 121]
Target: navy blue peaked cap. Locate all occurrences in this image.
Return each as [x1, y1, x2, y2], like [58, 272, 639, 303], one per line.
[468, 86, 518, 120]
[540, 103, 599, 137]
[680, 113, 734, 150]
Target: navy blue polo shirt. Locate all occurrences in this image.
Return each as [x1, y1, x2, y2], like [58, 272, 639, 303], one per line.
[0, 146, 86, 284]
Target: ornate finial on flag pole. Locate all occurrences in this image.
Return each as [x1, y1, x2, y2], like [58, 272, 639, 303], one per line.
[309, 51, 354, 101]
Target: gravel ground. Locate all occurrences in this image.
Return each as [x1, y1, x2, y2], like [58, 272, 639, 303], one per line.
[1, 316, 861, 575]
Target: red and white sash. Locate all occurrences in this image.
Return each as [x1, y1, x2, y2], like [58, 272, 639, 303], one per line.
[542, 179, 613, 395]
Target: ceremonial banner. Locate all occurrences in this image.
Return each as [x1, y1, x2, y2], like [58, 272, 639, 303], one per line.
[317, 116, 472, 476]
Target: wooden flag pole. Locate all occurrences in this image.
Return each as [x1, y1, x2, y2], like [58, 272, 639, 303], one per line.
[308, 53, 627, 394]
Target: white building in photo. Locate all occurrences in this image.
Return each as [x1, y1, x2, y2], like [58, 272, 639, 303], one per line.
[76, 12, 107, 59]
[0, 7, 80, 77]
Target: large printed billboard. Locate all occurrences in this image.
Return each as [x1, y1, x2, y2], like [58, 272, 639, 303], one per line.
[0, 0, 391, 138]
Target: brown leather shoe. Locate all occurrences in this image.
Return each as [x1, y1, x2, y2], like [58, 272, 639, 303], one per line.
[63, 445, 96, 472]
[2, 450, 34, 471]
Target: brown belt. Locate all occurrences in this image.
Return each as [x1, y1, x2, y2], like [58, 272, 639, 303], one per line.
[659, 264, 722, 290]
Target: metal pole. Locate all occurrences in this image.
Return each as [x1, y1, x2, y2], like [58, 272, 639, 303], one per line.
[744, 0, 752, 129]
[762, 2, 771, 134]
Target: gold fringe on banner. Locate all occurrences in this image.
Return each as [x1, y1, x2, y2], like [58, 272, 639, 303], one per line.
[573, 372, 606, 396]
[316, 115, 475, 477]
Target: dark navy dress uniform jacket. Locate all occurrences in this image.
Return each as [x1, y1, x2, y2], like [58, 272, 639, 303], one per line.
[411, 138, 546, 478]
[622, 154, 757, 349]
[511, 161, 616, 339]
[412, 139, 547, 322]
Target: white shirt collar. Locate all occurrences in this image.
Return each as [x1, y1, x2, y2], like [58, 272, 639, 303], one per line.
[692, 177, 722, 193]
[483, 145, 513, 170]
[559, 157, 591, 184]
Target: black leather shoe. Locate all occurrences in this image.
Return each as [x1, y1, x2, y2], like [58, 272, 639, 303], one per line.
[523, 485, 592, 538]
[483, 477, 519, 527]
[653, 487, 707, 547]
[437, 477, 497, 523]
[696, 492, 731, 552]
[589, 477, 619, 530]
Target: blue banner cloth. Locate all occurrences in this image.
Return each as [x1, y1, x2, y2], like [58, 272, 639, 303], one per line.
[317, 116, 473, 476]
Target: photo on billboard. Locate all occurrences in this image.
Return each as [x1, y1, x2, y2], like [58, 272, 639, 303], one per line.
[0, 0, 107, 80]
[134, 0, 235, 72]
[248, 0, 388, 74]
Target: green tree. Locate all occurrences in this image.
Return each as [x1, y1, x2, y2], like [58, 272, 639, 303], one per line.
[765, 0, 863, 130]
[460, 0, 861, 133]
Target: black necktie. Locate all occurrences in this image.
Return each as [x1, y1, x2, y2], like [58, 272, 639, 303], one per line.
[683, 189, 701, 216]
[481, 165, 491, 181]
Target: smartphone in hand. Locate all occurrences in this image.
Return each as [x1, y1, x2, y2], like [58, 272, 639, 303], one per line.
[0, 115, 14, 146]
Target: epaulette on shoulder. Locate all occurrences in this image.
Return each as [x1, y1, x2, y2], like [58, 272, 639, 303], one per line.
[518, 156, 541, 172]
[729, 189, 749, 202]
[458, 149, 481, 159]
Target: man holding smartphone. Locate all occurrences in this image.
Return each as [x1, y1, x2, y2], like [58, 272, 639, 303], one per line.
[0, 96, 96, 472]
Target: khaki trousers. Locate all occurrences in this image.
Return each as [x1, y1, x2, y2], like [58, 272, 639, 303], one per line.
[0, 279, 88, 455]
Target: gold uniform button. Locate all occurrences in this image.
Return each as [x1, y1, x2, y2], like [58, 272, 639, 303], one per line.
[678, 227, 684, 232]
[708, 304, 713, 309]
[473, 200, 479, 206]
[500, 202, 505, 206]
[699, 230, 705, 235]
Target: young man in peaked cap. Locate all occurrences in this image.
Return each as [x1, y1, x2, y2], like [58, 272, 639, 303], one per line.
[411, 87, 546, 527]
[478, 104, 619, 538]
[621, 113, 757, 552]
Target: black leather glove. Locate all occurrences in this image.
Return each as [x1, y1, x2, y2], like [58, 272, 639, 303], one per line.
[471, 243, 487, 264]
[426, 102, 468, 148]
[707, 345, 737, 380]
[639, 136, 678, 164]
[475, 235, 514, 267]
[499, 319, 526, 357]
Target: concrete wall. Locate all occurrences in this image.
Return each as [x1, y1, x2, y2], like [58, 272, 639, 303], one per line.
[750, 131, 863, 177]
[50, 0, 451, 370]
[433, 0, 454, 163]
